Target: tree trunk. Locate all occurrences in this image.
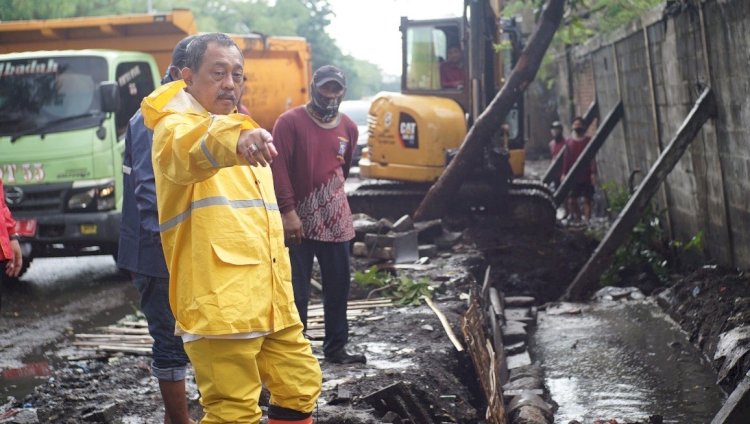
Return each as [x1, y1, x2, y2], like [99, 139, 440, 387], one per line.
[413, 0, 567, 221]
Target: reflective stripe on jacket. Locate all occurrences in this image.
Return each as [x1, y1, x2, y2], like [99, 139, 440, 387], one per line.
[141, 81, 299, 336]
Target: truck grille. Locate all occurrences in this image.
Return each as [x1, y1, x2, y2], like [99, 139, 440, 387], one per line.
[5, 183, 72, 215]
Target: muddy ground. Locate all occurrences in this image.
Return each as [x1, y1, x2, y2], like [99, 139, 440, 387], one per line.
[2, 217, 748, 423]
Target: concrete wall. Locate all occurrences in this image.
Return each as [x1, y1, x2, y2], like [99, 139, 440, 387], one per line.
[556, 0, 750, 268]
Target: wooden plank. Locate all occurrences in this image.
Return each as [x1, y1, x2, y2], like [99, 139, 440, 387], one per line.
[461, 286, 507, 424]
[554, 100, 624, 206]
[424, 296, 464, 352]
[97, 326, 150, 335]
[76, 334, 153, 341]
[542, 100, 598, 186]
[565, 89, 717, 300]
[710, 370, 750, 424]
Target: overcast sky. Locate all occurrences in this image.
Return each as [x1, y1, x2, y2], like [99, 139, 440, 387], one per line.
[326, 0, 463, 76]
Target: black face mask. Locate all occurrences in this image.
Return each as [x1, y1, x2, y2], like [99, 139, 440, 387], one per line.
[573, 128, 586, 136]
[309, 85, 343, 123]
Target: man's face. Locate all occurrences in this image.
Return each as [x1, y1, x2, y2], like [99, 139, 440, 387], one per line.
[572, 119, 585, 136]
[183, 42, 244, 115]
[447, 47, 462, 64]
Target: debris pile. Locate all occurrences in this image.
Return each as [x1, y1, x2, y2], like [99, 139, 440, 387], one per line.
[351, 214, 462, 264]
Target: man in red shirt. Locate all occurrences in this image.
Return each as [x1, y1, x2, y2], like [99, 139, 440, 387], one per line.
[440, 46, 465, 89]
[271, 65, 365, 364]
[561, 116, 597, 225]
[1, 179, 23, 306]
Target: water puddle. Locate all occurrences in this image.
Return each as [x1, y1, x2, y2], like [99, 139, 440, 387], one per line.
[359, 341, 415, 370]
[532, 300, 725, 423]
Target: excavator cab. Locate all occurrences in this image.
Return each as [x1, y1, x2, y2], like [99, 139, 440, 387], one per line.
[353, 1, 553, 227]
[359, 2, 525, 183]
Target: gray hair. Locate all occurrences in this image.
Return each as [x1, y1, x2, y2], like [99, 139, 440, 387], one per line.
[184, 33, 241, 70]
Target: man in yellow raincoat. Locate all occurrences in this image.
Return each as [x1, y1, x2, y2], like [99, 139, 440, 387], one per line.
[141, 32, 321, 424]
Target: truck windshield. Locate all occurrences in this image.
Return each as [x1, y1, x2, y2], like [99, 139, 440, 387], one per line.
[0, 56, 107, 137]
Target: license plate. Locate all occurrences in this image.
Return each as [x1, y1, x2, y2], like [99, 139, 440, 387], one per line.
[80, 224, 98, 235]
[15, 219, 37, 237]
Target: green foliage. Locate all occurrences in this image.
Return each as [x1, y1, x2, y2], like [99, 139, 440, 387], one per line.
[353, 266, 433, 306]
[599, 182, 669, 285]
[502, 0, 664, 89]
[599, 182, 704, 287]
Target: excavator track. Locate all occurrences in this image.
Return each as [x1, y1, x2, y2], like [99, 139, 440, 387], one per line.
[347, 179, 556, 233]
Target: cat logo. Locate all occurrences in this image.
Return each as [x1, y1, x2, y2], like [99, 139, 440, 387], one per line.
[398, 113, 418, 149]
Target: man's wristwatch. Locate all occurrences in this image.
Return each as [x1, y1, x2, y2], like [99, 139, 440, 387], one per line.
[9, 233, 20, 241]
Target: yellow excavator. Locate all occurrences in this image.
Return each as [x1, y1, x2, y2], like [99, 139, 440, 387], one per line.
[352, 0, 555, 228]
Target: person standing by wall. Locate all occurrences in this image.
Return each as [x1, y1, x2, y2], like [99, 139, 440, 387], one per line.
[117, 35, 196, 424]
[1, 178, 23, 307]
[143, 32, 321, 423]
[271, 65, 365, 365]
[561, 116, 597, 226]
[547, 120, 566, 190]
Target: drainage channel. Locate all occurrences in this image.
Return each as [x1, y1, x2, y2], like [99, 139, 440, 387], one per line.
[531, 298, 725, 423]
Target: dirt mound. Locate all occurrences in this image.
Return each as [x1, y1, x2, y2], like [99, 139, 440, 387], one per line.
[659, 266, 750, 392]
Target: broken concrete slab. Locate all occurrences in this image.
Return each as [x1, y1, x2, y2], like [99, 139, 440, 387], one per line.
[418, 244, 438, 258]
[506, 351, 532, 370]
[510, 405, 552, 424]
[434, 230, 463, 250]
[593, 286, 645, 301]
[505, 308, 534, 325]
[545, 302, 583, 315]
[413, 219, 443, 243]
[508, 363, 543, 382]
[714, 326, 750, 384]
[504, 296, 536, 307]
[503, 375, 543, 391]
[327, 386, 352, 406]
[0, 408, 39, 424]
[361, 231, 419, 263]
[507, 392, 553, 421]
[505, 341, 526, 356]
[504, 388, 544, 397]
[391, 215, 415, 232]
[502, 321, 528, 345]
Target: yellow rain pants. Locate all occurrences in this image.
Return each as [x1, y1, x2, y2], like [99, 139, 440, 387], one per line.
[184, 322, 322, 423]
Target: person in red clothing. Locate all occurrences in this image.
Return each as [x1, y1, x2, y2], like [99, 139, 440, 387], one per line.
[271, 65, 365, 364]
[547, 120, 566, 189]
[561, 116, 597, 225]
[440, 45, 465, 89]
[1, 179, 23, 306]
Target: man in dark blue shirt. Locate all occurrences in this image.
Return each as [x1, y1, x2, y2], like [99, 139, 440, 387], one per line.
[117, 35, 196, 424]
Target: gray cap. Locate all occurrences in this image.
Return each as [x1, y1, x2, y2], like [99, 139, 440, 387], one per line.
[313, 65, 346, 89]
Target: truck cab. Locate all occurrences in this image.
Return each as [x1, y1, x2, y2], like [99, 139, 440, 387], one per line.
[0, 50, 160, 271]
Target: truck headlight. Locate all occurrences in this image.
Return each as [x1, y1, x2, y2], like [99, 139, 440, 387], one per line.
[97, 184, 115, 210]
[67, 188, 96, 210]
[66, 182, 115, 211]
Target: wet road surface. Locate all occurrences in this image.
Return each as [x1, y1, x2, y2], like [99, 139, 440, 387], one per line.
[0, 256, 137, 401]
[533, 300, 725, 423]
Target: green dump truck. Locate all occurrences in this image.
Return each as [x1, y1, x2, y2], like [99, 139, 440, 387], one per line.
[0, 49, 161, 276]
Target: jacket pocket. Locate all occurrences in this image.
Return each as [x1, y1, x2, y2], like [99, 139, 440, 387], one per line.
[210, 238, 262, 266]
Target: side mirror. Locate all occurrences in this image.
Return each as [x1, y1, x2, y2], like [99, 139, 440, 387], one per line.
[99, 82, 120, 113]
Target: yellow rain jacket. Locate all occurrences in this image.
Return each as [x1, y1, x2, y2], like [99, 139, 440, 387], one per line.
[141, 81, 300, 336]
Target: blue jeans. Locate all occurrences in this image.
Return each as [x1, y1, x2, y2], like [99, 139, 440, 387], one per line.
[132, 274, 189, 381]
[289, 240, 351, 357]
